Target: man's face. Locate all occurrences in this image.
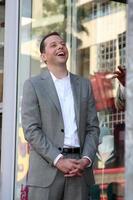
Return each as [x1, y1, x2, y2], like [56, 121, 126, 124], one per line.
[41, 35, 68, 67]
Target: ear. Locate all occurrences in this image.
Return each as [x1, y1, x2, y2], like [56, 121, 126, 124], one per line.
[41, 53, 47, 64]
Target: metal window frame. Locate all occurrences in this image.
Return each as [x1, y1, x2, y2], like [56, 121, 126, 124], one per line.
[0, 0, 19, 199]
[111, 0, 127, 3]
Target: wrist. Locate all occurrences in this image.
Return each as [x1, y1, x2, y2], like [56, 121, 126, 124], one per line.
[82, 156, 92, 167]
[55, 156, 64, 167]
[82, 158, 90, 166]
[53, 154, 63, 166]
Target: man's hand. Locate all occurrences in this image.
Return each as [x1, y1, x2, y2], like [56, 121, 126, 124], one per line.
[64, 158, 90, 177]
[113, 65, 126, 86]
[55, 158, 79, 176]
[78, 158, 90, 169]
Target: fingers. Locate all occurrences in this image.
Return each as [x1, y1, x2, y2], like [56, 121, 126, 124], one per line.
[64, 168, 84, 177]
[64, 172, 83, 177]
[105, 73, 118, 79]
[115, 66, 126, 77]
[64, 159, 87, 177]
[68, 168, 80, 174]
[55, 158, 80, 174]
[56, 158, 85, 177]
[118, 65, 126, 72]
[112, 65, 126, 86]
[114, 65, 126, 75]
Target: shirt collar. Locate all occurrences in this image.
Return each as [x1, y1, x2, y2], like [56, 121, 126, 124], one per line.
[50, 71, 70, 83]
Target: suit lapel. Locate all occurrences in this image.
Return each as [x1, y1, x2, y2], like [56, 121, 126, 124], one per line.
[40, 68, 62, 115]
[40, 68, 81, 128]
[70, 73, 81, 129]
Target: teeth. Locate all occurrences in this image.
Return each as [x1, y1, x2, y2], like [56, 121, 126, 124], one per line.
[58, 52, 64, 56]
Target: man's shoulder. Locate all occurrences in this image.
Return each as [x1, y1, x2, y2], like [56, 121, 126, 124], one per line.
[24, 74, 41, 85]
[24, 67, 49, 84]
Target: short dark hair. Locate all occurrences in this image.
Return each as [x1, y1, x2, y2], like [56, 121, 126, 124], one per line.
[40, 32, 60, 53]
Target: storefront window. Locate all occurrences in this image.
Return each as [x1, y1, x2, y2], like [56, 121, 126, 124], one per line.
[75, 0, 127, 199]
[15, 0, 127, 199]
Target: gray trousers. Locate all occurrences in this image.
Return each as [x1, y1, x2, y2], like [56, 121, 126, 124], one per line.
[28, 153, 91, 200]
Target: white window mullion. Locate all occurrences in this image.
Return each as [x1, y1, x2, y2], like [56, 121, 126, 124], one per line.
[0, 0, 19, 199]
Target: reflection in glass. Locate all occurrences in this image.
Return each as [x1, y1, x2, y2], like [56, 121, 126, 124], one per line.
[76, 0, 126, 199]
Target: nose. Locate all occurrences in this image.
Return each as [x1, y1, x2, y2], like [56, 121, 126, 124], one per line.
[58, 43, 63, 49]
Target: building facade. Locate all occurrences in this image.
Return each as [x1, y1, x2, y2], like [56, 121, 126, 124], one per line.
[1, 0, 133, 199]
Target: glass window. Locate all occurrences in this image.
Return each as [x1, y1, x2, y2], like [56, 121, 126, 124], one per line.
[76, 0, 127, 199]
[118, 31, 126, 65]
[77, 47, 90, 78]
[15, 0, 72, 199]
[97, 40, 117, 73]
[15, 0, 127, 199]
[79, 1, 126, 22]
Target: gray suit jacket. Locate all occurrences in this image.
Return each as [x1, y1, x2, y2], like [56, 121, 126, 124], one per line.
[21, 67, 100, 188]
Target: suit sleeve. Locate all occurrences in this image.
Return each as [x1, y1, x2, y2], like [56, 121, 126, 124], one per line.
[82, 80, 100, 163]
[21, 79, 60, 165]
[115, 84, 125, 111]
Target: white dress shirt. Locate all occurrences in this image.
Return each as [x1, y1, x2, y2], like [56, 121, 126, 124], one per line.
[50, 72, 80, 148]
[50, 72, 91, 166]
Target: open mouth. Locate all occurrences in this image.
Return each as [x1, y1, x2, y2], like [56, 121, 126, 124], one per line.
[57, 52, 65, 56]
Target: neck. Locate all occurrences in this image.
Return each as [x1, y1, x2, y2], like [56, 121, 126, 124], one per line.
[47, 64, 68, 79]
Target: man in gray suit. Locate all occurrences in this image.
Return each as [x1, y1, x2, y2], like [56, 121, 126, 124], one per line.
[21, 32, 100, 200]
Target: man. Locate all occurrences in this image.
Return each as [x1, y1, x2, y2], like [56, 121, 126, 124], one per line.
[113, 65, 126, 110]
[21, 32, 100, 200]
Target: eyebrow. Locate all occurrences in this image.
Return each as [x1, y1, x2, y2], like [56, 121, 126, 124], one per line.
[49, 40, 65, 45]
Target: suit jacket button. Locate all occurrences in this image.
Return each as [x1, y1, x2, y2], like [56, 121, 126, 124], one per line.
[58, 147, 62, 151]
[61, 129, 64, 133]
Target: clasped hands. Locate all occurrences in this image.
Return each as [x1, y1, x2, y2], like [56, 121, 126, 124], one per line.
[55, 158, 90, 177]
